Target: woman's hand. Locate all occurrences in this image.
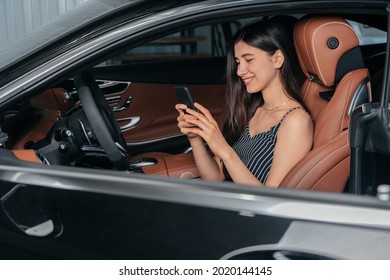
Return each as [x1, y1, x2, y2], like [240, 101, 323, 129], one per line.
[175, 103, 200, 139]
[183, 102, 230, 158]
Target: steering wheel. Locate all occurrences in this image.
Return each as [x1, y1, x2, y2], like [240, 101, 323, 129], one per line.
[73, 71, 130, 170]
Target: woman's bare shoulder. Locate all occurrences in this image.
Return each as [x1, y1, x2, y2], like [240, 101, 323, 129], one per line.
[279, 106, 313, 132]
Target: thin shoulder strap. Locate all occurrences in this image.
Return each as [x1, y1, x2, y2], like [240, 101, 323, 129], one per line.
[279, 107, 305, 124]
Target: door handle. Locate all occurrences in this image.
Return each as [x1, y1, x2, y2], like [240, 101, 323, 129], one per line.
[118, 116, 141, 131]
[106, 96, 121, 105]
[113, 96, 132, 112]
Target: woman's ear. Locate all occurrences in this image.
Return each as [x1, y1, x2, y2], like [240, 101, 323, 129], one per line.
[273, 50, 285, 69]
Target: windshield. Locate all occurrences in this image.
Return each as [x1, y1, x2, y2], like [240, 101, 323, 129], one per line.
[0, 0, 135, 73]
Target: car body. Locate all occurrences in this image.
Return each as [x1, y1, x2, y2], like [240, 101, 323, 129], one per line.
[0, 0, 390, 259]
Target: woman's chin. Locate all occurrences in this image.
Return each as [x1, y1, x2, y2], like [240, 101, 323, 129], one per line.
[246, 88, 257, 94]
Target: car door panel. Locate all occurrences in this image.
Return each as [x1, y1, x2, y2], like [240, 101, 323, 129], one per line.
[1, 183, 63, 238]
[92, 58, 226, 155]
[222, 220, 390, 260]
[0, 153, 289, 259]
[108, 83, 225, 142]
[2, 150, 390, 259]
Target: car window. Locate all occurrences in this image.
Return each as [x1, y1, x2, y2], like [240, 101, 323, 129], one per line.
[103, 17, 260, 66]
[348, 20, 387, 45]
[104, 18, 386, 67]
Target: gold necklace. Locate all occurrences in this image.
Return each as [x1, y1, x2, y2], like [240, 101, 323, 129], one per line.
[262, 99, 291, 111]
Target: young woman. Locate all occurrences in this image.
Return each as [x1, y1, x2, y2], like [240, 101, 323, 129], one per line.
[175, 20, 313, 187]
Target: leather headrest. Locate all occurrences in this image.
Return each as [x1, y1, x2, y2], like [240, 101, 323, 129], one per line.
[294, 16, 360, 87]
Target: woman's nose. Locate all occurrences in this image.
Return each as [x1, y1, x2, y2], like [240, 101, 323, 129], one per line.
[237, 64, 247, 77]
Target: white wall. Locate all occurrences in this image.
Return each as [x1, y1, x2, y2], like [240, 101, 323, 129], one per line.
[0, 0, 89, 48]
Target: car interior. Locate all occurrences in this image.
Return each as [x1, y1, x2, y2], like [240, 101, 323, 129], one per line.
[0, 12, 387, 195]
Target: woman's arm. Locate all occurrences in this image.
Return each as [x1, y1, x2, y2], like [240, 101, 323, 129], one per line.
[189, 137, 225, 181]
[265, 109, 313, 187]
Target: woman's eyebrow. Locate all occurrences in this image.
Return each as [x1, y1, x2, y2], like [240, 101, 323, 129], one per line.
[235, 53, 255, 60]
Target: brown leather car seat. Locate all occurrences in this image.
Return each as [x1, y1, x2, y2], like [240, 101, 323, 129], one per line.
[279, 16, 371, 192]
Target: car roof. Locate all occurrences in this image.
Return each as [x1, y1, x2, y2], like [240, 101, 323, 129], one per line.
[0, 0, 387, 85]
[0, 0, 138, 72]
[0, 0, 216, 77]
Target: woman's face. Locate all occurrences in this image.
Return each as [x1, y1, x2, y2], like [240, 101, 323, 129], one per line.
[234, 40, 282, 94]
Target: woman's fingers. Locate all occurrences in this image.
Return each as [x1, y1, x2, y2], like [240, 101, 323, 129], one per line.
[186, 103, 218, 127]
[176, 103, 204, 139]
[175, 103, 188, 116]
[177, 102, 221, 142]
[185, 117, 205, 129]
[194, 102, 209, 115]
[178, 114, 199, 129]
[175, 103, 188, 111]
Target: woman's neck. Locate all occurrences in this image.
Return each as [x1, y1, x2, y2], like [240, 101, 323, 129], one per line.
[261, 83, 290, 110]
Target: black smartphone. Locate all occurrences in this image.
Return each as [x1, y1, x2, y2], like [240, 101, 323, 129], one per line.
[175, 86, 197, 111]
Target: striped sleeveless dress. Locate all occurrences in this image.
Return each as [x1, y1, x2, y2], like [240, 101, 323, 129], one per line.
[232, 107, 304, 184]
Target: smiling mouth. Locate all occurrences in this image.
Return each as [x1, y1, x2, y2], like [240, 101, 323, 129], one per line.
[242, 77, 254, 86]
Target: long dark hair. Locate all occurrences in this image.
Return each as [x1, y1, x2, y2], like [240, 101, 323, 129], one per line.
[222, 19, 306, 145]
